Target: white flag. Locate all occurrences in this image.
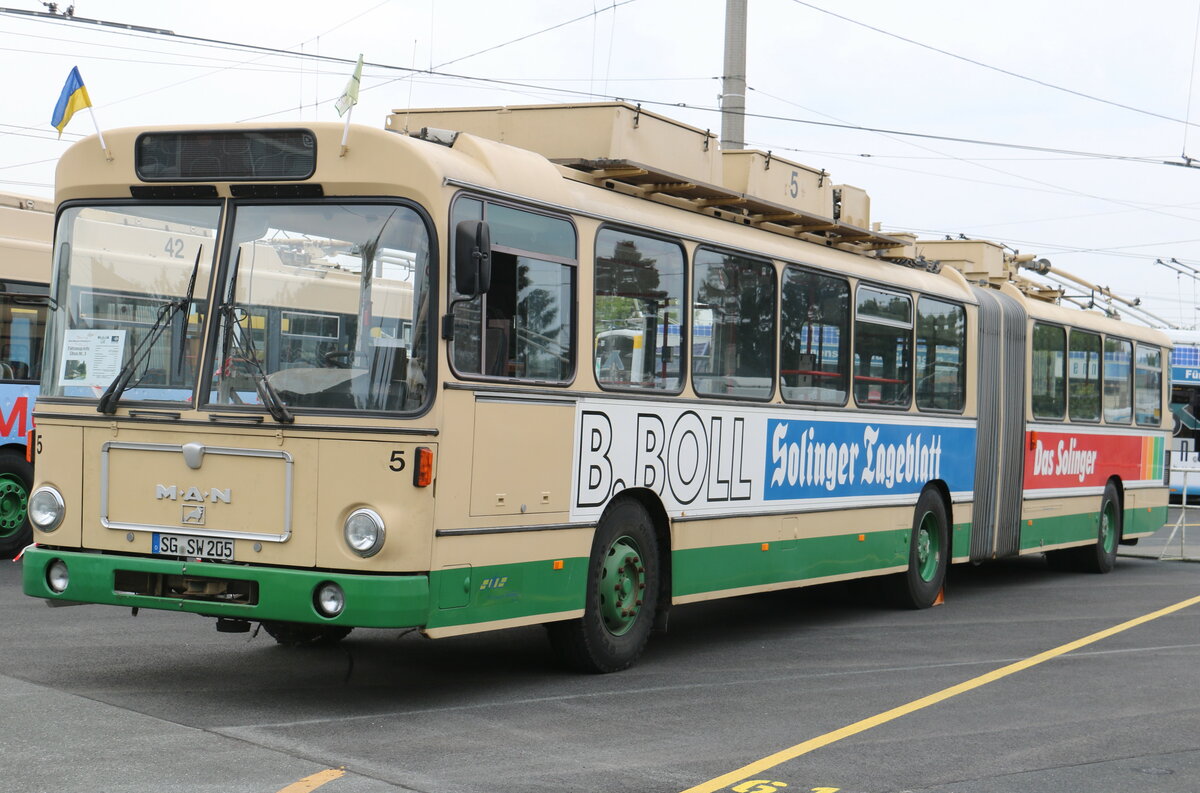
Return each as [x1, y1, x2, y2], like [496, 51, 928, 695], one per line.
[335, 54, 363, 117]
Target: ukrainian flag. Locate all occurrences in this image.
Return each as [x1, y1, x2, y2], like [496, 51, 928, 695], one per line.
[51, 66, 91, 137]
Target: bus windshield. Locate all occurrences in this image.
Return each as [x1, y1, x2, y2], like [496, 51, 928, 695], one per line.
[43, 204, 220, 404]
[209, 202, 431, 414]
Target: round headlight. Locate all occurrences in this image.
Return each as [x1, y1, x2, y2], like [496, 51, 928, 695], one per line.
[314, 582, 345, 617]
[28, 487, 65, 532]
[47, 559, 69, 593]
[343, 508, 385, 557]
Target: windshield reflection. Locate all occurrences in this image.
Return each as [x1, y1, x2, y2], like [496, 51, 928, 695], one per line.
[210, 203, 431, 414]
[43, 204, 220, 403]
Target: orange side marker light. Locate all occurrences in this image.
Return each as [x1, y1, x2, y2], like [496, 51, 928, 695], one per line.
[413, 446, 434, 487]
[552, 560, 564, 570]
[761, 543, 769, 551]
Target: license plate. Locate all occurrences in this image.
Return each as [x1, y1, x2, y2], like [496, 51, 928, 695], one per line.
[152, 533, 234, 561]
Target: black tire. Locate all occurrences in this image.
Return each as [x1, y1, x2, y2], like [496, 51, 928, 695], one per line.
[259, 621, 352, 647]
[892, 488, 948, 609]
[547, 499, 660, 673]
[1078, 482, 1121, 574]
[0, 448, 33, 559]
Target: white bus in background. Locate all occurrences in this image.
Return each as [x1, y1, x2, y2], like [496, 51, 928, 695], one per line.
[1166, 328, 1200, 500]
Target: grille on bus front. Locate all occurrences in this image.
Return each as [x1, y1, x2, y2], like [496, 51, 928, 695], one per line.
[113, 569, 258, 604]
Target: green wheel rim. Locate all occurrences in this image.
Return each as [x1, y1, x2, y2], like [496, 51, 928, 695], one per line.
[0, 473, 28, 538]
[1100, 500, 1117, 554]
[598, 535, 646, 637]
[916, 511, 940, 583]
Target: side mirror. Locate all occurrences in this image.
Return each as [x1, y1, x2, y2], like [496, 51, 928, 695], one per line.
[454, 220, 491, 296]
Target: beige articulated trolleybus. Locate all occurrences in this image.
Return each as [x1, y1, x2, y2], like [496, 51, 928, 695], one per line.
[23, 104, 1169, 671]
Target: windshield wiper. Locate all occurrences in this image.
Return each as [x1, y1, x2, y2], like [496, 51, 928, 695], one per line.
[221, 305, 294, 424]
[220, 251, 293, 424]
[97, 245, 202, 414]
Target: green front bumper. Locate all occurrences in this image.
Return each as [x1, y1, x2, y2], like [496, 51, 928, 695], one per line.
[22, 547, 430, 628]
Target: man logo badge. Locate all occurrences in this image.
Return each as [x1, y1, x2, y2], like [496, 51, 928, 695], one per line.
[182, 505, 206, 525]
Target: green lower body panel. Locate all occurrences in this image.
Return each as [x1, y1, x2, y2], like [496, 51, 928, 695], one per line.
[672, 528, 910, 598]
[1125, 505, 1168, 537]
[952, 521, 970, 559]
[1019, 504, 1168, 552]
[425, 558, 588, 631]
[22, 547, 429, 629]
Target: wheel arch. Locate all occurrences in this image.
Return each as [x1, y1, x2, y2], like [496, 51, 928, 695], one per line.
[1106, 475, 1125, 539]
[925, 479, 955, 559]
[603, 487, 672, 624]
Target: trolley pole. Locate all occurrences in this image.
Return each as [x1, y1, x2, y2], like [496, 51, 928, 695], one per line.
[721, 0, 747, 150]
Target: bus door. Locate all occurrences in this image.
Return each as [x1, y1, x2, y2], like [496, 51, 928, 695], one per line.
[969, 287, 1027, 560]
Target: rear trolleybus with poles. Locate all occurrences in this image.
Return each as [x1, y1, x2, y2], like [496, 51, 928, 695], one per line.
[23, 104, 1169, 671]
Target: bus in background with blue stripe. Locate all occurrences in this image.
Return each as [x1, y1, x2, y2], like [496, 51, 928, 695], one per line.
[0, 192, 51, 558]
[1167, 328, 1200, 501]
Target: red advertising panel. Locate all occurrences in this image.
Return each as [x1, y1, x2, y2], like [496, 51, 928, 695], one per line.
[1024, 430, 1163, 490]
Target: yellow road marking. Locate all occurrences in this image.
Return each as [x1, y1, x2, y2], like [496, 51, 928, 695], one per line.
[680, 594, 1200, 793]
[276, 768, 345, 793]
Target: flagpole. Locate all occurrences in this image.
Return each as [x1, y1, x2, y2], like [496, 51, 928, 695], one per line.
[86, 105, 110, 159]
[341, 104, 353, 153]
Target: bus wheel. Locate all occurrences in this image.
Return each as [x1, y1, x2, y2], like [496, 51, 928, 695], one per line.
[259, 621, 352, 647]
[547, 499, 660, 673]
[1079, 482, 1121, 574]
[893, 489, 948, 609]
[0, 449, 32, 559]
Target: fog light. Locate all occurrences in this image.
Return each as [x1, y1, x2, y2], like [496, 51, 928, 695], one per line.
[314, 582, 345, 617]
[47, 559, 69, 593]
[29, 487, 65, 532]
[343, 508, 385, 557]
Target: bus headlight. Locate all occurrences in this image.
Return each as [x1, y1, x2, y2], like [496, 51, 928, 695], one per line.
[28, 487, 65, 532]
[47, 559, 69, 593]
[314, 582, 345, 617]
[343, 508, 385, 557]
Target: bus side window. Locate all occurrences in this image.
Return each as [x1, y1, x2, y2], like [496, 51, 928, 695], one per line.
[449, 200, 577, 383]
[1068, 329, 1101, 421]
[1134, 344, 1162, 427]
[1031, 323, 1065, 419]
[1102, 337, 1132, 424]
[481, 251, 574, 381]
[691, 247, 776, 400]
[594, 229, 685, 392]
[853, 285, 912, 408]
[1, 301, 48, 381]
[915, 296, 965, 412]
[779, 266, 849, 405]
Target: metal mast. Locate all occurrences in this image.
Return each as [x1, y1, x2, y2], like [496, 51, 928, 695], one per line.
[721, 0, 747, 150]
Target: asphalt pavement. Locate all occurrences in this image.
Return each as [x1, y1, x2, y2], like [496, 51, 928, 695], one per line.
[3, 511, 1197, 793]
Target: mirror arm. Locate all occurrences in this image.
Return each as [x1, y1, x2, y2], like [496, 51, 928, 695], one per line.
[441, 290, 481, 341]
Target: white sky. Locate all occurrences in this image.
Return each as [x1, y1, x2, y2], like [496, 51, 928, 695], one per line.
[3, 0, 1200, 328]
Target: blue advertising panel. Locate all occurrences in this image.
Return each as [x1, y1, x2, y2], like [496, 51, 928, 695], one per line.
[763, 417, 976, 500]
